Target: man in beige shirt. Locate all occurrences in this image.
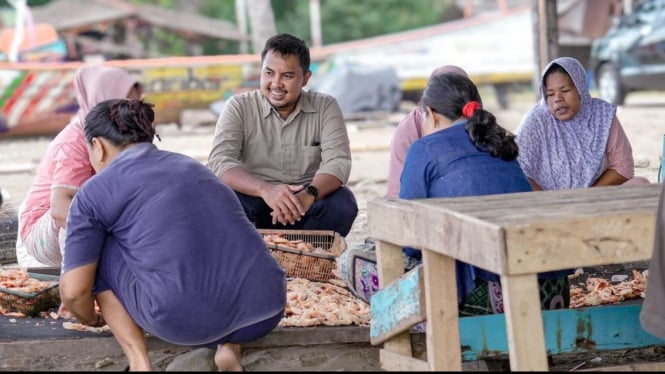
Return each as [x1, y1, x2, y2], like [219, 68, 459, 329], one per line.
[207, 33, 358, 236]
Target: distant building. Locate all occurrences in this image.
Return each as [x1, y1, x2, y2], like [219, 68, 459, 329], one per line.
[29, 0, 248, 61]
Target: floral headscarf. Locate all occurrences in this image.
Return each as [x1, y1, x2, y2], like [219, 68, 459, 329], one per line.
[515, 57, 616, 189]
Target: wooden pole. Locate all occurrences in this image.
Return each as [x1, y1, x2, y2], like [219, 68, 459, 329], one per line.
[531, 0, 559, 98]
[309, 0, 322, 48]
[235, 0, 248, 54]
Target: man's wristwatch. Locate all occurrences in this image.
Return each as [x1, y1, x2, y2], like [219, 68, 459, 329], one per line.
[304, 184, 319, 201]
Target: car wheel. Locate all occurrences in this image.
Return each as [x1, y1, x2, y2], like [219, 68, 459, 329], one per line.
[597, 64, 626, 105]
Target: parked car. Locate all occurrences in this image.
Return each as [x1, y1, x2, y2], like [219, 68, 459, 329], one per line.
[590, 0, 665, 105]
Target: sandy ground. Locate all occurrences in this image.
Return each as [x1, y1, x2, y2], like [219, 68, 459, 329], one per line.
[0, 89, 664, 371]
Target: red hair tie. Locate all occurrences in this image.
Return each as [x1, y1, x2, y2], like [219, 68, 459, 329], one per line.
[462, 101, 481, 118]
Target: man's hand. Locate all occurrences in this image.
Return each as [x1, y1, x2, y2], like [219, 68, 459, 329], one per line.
[262, 184, 306, 225]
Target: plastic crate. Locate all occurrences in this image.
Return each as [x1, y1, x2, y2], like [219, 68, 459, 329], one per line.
[0, 272, 60, 317]
[259, 229, 347, 282]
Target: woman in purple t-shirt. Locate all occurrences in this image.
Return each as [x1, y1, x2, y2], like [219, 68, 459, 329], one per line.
[60, 99, 286, 371]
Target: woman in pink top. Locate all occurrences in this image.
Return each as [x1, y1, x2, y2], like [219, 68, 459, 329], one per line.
[16, 66, 142, 268]
[386, 65, 469, 198]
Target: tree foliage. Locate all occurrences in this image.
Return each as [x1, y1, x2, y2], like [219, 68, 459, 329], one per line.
[0, 0, 50, 7]
[4, 0, 457, 56]
[131, 0, 456, 54]
[272, 0, 456, 46]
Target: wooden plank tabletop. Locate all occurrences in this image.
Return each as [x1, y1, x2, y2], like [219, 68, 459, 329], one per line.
[368, 183, 662, 275]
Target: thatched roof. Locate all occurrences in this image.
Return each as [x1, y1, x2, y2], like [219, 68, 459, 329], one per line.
[31, 0, 247, 41]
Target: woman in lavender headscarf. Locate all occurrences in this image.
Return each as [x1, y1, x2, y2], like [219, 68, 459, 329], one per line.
[515, 56, 649, 190]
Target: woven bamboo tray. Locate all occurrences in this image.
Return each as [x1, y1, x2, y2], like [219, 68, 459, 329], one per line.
[259, 229, 347, 282]
[0, 272, 60, 317]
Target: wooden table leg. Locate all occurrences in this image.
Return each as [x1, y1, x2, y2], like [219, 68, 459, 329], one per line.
[376, 240, 413, 360]
[422, 250, 461, 371]
[500, 273, 548, 371]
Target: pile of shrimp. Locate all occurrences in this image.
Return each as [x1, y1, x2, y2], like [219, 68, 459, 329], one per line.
[0, 268, 57, 294]
[263, 234, 329, 256]
[264, 234, 316, 251]
[569, 269, 648, 308]
[0, 267, 58, 318]
[280, 278, 370, 327]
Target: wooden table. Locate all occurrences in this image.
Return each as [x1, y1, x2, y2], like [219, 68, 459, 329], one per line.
[368, 183, 662, 371]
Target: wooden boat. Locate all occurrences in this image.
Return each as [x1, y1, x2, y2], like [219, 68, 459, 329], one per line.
[0, 54, 261, 138]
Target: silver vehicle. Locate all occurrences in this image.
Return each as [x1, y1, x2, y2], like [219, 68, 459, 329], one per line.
[590, 0, 665, 105]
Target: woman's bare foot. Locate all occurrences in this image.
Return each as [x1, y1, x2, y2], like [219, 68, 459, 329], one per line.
[57, 303, 74, 319]
[214, 343, 243, 371]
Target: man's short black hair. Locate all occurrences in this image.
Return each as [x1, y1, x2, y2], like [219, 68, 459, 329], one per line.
[261, 33, 310, 73]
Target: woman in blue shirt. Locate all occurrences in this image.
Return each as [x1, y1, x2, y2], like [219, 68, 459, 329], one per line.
[400, 72, 571, 316]
[60, 99, 286, 371]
